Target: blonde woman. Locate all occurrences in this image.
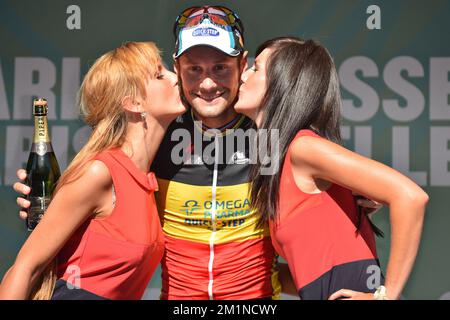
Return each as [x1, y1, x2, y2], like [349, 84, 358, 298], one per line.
[0, 42, 186, 300]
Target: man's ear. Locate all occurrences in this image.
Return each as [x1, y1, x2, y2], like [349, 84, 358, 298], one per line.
[121, 95, 142, 113]
[173, 55, 179, 75]
[240, 51, 249, 73]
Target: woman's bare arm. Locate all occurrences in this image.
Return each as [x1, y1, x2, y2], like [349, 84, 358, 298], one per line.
[0, 161, 112, 299]
[290, 136, 428, 300]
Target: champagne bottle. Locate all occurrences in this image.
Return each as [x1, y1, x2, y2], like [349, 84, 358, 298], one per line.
[25, 98, 61, 231]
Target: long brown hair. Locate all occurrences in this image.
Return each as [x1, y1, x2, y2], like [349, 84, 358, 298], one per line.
[30, 41, 162, 299]
[249, 37, 383, 237]
[249, 37, 342, 225]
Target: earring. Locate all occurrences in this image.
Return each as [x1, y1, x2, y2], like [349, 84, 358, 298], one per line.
[140, 111, 148, 130]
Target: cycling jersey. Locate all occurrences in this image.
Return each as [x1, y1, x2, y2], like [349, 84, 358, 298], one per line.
[151, 109, 281, 300]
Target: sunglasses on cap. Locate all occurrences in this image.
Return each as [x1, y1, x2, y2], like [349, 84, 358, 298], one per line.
[173, 5, 244, 39]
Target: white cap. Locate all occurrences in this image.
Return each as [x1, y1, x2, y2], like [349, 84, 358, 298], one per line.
[174, 18, 243, 58]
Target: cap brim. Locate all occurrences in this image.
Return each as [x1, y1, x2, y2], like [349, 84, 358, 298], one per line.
[175, 43, 240, 58]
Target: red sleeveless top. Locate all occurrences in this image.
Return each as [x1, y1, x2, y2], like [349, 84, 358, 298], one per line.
[270, 130, 379, 299]
[56, 148, 164, 300]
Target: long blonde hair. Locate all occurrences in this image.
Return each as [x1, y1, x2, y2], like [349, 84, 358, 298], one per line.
[30, 41, 162, 299]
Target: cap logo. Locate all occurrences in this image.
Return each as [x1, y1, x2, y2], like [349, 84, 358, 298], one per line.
[192, 27, 219, 37]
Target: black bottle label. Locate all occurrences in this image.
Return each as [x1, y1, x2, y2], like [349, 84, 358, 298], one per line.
[26, 196, 51, 231]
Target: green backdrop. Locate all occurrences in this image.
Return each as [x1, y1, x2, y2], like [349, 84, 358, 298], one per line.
[1, 0, 449, 299]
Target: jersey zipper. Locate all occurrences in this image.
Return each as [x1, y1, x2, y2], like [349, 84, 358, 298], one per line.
[208, 135, 220, 300]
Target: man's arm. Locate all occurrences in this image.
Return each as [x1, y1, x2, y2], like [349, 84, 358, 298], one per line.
[278, 263, 298, 297]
